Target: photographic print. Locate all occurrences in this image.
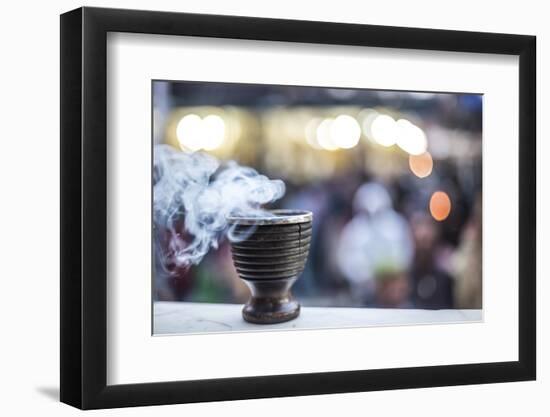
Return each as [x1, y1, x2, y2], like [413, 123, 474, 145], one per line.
[152, 81, 483, 335]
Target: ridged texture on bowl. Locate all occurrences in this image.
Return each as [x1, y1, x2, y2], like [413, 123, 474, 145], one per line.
[230, 221, 312, 281]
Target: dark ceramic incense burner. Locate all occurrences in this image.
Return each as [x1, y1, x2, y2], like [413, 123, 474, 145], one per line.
[227, 209, 313, 324]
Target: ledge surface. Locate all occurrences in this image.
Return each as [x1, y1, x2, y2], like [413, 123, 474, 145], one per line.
[154, 301, 482, 335]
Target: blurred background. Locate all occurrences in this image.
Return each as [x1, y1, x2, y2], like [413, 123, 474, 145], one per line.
[153, 80, 482, 310]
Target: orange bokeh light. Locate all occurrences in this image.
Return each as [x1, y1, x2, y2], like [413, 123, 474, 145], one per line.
[408, 152, 433, 178]
[429, 191, 451, 221]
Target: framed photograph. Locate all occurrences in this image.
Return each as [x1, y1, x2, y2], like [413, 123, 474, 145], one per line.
[60, 6, 536, 409]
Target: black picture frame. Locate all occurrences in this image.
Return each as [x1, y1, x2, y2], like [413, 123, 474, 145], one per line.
[60, 6, 536, 410]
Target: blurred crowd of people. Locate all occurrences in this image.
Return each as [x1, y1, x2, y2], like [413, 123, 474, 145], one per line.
[155, 172, 482, 310]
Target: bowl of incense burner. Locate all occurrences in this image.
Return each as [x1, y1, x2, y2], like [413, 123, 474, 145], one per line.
[227, 209, 313, 324]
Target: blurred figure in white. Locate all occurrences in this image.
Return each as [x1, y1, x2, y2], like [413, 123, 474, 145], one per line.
[337, 183, 414, 307]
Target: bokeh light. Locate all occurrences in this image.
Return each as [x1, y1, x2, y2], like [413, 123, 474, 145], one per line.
[429, 191, 452, 221]
[176, 113, 226, 152]
[409, 151, 433, 178]
[360, 109, 379, 139]
[176, 114, 203, 151]
[201, 115, 226, 151]
[330, 115, 361, 149]
[305, 118, 322, 149]
[370, 114, 397, 147]
[316, 118, 339, 151]
[395, 119, 428, 155]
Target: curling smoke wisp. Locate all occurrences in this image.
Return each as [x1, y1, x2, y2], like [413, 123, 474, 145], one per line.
[153, 144, 286, 270]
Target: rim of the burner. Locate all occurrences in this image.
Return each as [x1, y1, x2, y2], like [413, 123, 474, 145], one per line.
[227, 209, 313, 225]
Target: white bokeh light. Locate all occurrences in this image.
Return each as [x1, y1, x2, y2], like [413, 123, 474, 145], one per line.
[201, 115, 226, 151]
[316, 118, 339, 151]
[176, 113, 226, 151]
[370, 114, 397, 147]
[330, 115, 361, 149]
[305, 118, 322, 149]
[176, 114, 203, 151]
[360, 109, 379, 139]
[395, 119, 428, 155]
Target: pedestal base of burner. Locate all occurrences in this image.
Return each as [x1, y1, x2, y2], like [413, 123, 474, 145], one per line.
[241, 278, 301, 324]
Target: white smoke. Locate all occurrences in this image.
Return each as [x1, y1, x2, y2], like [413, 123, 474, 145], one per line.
[153, 144, 285, 270]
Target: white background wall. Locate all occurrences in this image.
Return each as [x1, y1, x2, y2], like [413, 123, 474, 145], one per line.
[0, 0, 545, 415]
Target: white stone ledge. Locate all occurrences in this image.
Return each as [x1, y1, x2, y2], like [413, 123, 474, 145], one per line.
[154, 301, 482, 336]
